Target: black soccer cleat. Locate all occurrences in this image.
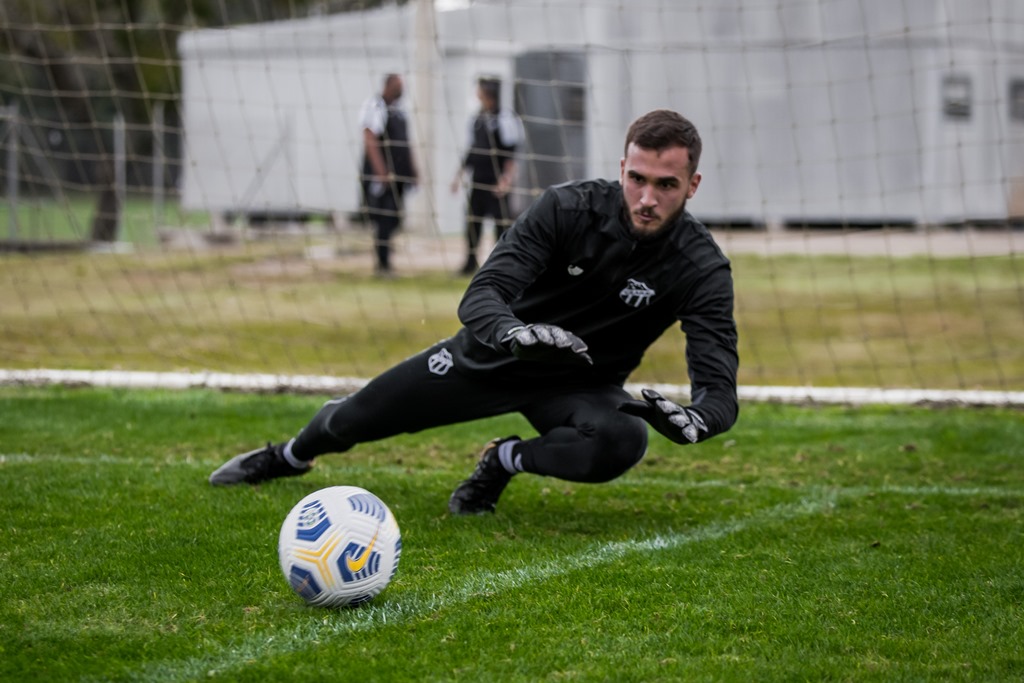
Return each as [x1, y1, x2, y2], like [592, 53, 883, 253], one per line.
[208, 442, 311, 486]
[448, 436, 519, 515]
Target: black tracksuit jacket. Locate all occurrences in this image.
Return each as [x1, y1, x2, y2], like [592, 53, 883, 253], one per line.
[452, 178, 740, 441]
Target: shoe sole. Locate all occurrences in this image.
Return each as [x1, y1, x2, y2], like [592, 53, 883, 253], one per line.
[208, 447, 268, 486]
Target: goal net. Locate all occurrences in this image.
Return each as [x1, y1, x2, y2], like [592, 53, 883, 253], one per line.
[1, 0, 1022, 403]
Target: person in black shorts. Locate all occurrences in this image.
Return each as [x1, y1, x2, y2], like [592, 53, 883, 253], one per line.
[450, 77, 524, 276]
[210, 109, 739, 516]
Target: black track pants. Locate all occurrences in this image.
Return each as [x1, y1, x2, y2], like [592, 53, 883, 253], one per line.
[366, 184, 403, 271]
[465, 189, 512, 254]
[290, 341, 649, 483]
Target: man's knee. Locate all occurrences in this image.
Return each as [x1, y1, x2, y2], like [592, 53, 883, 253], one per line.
[581, 414, 648, 482]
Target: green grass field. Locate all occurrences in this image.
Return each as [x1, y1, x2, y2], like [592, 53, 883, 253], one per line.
[2, 245, 1022, 389]
[2, 198, 1022, 680]
[2, 386, 1022, 682]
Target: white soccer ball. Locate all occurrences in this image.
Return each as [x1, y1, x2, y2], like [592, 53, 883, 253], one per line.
[278, 486, 401, 607]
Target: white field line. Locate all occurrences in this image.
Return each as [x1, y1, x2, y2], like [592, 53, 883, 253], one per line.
[0, 368, 370, 394]
[114, 491, 840, 683]
[100, 481, 1024, 683]
[3, 368, 1023, 407]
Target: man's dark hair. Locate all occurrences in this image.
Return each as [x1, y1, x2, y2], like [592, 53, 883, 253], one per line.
[478, 76, 501, 108]
[624, 109, 702, 174]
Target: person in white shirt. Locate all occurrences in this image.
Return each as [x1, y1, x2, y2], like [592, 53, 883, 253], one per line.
[359, 74, 418, 276]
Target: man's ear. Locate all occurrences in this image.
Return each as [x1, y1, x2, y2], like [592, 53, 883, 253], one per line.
[686, 171, 702, 199]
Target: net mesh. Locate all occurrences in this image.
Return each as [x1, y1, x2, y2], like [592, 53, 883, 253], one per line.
[1, 0, 1022, 395]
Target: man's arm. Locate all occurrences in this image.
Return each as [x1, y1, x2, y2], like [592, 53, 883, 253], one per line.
[495, 111, 523, 197]
[457, 190, 591, 367]
[679, 264, 740, 438]
[451, 117, 474, 193]
[620, 264, 739, 443]
[457, 188, 561, 349]
[495, 158, 517, 198]
[363, 128, 388, 180]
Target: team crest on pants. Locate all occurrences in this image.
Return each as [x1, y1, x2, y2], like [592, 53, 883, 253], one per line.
[428, 347, 454, 375]
[620, 278, 655, 308]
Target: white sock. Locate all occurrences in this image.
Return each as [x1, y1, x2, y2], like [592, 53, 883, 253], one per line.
[497, 439, 523, 474]
[282, 439, 311, 470]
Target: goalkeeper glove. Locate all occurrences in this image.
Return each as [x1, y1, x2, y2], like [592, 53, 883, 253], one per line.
[501, 324, 593, 366]
[618, 388, 708, 444]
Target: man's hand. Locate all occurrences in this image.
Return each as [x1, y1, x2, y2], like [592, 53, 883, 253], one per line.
[618, 388, 708, 444]
[501, 324, 593, 366]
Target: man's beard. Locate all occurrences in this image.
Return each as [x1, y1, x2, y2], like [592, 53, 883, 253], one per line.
[627, 199, 687, 240]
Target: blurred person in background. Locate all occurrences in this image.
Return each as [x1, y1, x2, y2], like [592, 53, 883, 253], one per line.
[359, 73, 419, 277]
[450, 76, 524, 276]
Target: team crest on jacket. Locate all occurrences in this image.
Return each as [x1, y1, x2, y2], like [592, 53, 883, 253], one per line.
[428, 347, 454, 375]
[620, 278, 655, 308]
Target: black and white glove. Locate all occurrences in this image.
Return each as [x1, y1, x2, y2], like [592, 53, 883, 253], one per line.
[618, 388, 708, 444]
[501, 324, 593, 366]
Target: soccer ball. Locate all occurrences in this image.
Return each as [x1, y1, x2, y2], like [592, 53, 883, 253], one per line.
[278, 486, 401, 607]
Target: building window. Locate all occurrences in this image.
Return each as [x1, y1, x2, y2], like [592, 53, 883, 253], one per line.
[942, 74, 972, 120]
[1010, 79, 1024, 122]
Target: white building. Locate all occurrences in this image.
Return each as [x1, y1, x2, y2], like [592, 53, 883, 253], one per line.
[179, 0, 1024, 232]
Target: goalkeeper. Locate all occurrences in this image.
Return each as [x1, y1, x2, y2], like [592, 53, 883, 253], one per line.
[210, 109, 739, 516]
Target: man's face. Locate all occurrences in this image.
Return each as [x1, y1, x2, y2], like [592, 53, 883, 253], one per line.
[619, 143, 701, 238]
[383, 76, 404, 104]
[476, 85, 498, 112]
